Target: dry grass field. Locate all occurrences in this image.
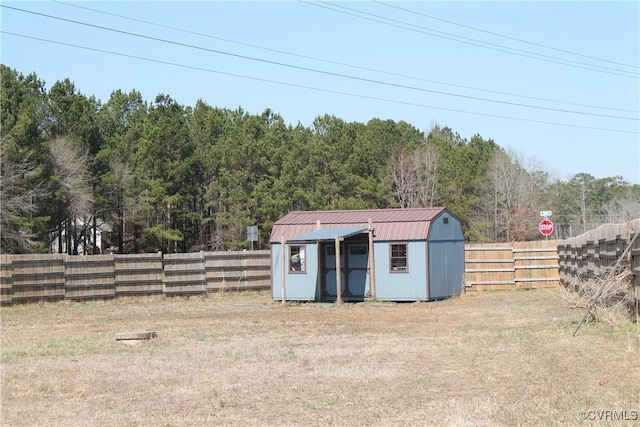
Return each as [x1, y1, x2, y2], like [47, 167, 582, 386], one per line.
[1, 288, 639, 426]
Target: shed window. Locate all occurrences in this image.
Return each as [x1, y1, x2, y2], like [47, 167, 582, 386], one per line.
[443, 217, 449, 224]
[390, 243, 408, 272]
[327, 244, 346, 256]
[350, 245, 367, 255]
[289, 245, 306, 273]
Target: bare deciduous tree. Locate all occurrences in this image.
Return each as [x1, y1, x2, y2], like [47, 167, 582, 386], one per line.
[603, 191, 640, 223]
[391, 146, 415, 208]
[391, 144, 439, 208]
[414, 144, 439, 208]
[49, 137, 94, 216]
[0, 137, 48, 253]
[49, 137, 95, 254]
[480, 148, 539, 241]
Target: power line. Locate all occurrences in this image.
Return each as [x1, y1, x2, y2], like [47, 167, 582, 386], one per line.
[373, 0, 639, 70]
[315, 0, 639, 77]
[2, 5, 637, 122]
[303, 1, 638, 79]
[3, 30, 638, 136]
[50, 0, 640, 114]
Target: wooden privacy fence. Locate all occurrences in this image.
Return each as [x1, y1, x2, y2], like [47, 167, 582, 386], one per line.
[465, 240, 560, 290]
[557, 219, 640, 305]
[4, 224, 637, 306]
[0, 250, 270, 306]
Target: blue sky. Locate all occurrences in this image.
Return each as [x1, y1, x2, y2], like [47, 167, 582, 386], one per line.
[2, 1, 639, 184]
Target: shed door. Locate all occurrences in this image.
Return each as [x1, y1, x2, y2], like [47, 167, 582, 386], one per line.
[322, 243, 345, 300]
[321, 243, 368, 302]
[346, 244, 368, 300]
[429, 240, 464, 299]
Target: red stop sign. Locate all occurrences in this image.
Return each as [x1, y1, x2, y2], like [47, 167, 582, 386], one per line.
[539, 219, 554, 236]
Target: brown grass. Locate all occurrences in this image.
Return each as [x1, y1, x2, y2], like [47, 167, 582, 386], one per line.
[1, 288, 639, 426]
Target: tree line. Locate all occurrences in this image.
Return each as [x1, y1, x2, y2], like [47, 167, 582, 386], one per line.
[2, 65, 638, 254]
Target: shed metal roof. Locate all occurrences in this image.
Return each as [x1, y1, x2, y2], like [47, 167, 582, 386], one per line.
[287, 227, 369, 243]
[270, 208, 445, 243]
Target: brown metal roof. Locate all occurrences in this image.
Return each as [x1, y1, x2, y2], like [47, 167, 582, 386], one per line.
[270, 208, 445, 243]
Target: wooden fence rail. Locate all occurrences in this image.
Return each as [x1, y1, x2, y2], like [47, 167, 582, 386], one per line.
[115, 253, 163, 297]
[465, 241, 560, 290]
[10, 254, 65, 304]
[0, 250, 271, 306]
[557, 219, 640, 313]
[205, 251, 271, 292]
[164, 252, 206, 296]
[66, 254, 115, 300]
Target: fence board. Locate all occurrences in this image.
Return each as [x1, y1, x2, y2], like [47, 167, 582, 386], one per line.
[514, 241, 559, 289]
[163, 252, 206, 296]
[114, 252, 163, 297]
[465, 241, 559, 290]
[559, 219, 640, 315]
[11, 254, 65, 303]
[465, 243, 515, 290]
[629, 220, 640, 314]
[64, 254, 115, 301]
[205, 250, 270, 292]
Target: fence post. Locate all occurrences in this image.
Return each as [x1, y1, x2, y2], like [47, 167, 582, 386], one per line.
[368, 218, 376, 300]
[335, 234, 342, 305]
[280, 236, 286, 304]
[631, 220, 640, 318]
[0, 255, 13, 306]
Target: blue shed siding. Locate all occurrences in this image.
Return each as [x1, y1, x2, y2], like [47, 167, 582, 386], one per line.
[427, 211, 465, 299]
[374, 241, 428, 301]
[428, 211, 464, 241]
[271, 243, 319, 300]
[428, 240, 465, 299]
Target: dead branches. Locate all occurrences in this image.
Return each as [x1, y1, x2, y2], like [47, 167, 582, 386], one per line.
[563, 266, 633, 326]
[569, 228, 639, 334]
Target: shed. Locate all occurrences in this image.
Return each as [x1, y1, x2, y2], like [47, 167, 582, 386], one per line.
[269, 207, 464, 302]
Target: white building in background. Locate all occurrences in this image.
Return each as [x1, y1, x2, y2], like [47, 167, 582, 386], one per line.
[49, 216, 108, 255]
